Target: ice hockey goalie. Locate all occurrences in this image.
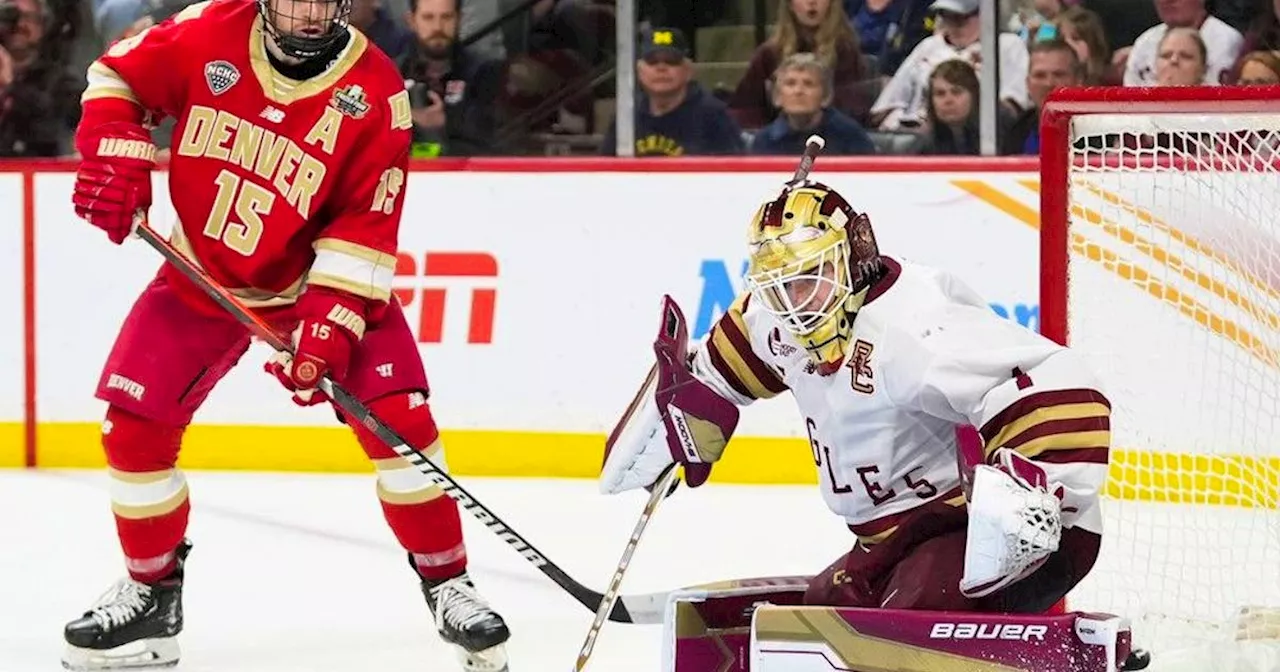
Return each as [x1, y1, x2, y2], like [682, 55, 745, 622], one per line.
[601, 176, 1148, 672]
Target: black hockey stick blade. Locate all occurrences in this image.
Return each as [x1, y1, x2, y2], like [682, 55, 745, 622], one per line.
[130, 216, 665, 624]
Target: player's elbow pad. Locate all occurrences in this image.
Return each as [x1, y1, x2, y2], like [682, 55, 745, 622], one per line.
[78, 97, 148, 136]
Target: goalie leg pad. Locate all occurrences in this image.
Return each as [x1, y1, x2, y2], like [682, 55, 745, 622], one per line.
[345, 391, 466, 580]
[748, 606, 1134, 672]
[662, 576, 811, 672]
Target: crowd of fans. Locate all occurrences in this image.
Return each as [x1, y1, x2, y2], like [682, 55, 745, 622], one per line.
[1, 0, 1279, 158]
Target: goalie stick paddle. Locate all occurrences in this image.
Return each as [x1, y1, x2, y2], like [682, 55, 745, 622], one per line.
[574, 463, 681, 671]
[130, 215, 672, 625]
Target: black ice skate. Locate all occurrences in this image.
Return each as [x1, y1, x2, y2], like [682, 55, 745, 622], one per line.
[420, 568, 511, 672]
[62, 540, 192, 671]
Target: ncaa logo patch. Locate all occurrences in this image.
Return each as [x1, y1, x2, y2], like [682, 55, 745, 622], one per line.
[205, 60, 240, 95]
[330, 84, 371, 119]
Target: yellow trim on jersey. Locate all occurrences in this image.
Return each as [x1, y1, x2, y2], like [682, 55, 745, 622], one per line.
[985, 400, 1111, 460]
[307, 238, 395, 301]
[707, 294, 787, 401]
[81, 62, 139, 104]
[248, 15, 369, 105]
[170, 220, 306, 307]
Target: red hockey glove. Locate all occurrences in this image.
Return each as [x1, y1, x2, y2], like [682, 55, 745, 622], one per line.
[73, 120, 156, 244]
[266, 289, 368, 406]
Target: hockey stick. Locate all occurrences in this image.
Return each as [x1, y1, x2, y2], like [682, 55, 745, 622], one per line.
[130, 216, 672, 625]
[786, 134, 826, 186]
[574, 460, 681, 670]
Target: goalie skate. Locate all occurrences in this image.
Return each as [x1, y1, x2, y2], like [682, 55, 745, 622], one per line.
[422, 571, 511, 672]
[61, 541, 191, 671]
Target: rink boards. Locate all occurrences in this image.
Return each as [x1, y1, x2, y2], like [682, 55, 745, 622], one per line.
[0, 157, 1272, 502]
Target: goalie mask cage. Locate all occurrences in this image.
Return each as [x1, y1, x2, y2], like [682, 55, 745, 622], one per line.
[1041, 85, 1280, 664]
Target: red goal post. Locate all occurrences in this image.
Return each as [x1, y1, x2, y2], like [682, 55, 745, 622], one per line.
[1040, 84, 1280, 343]
[1038, 85, 1280, 664]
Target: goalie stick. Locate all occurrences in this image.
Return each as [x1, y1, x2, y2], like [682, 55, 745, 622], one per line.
[572, 135, 832, 666]
[786, 134, 825, 186]
[129, 215, 672, 625]
[574, 464, 681, 671]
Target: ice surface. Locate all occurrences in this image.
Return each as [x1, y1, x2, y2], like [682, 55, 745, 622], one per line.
[0, 470, 850, 672]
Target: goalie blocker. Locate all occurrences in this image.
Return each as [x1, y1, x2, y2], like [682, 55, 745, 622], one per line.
[661, 577, 1149, 672]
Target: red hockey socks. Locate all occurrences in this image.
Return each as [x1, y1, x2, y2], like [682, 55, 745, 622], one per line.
[101, 405, 189, 583]
[348, 392, 466, 580]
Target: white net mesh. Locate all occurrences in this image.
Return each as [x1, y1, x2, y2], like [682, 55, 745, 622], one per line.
[1062, 113, 1280, 667]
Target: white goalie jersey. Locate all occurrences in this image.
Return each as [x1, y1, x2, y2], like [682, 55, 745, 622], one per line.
[691, 256, 1111, 545]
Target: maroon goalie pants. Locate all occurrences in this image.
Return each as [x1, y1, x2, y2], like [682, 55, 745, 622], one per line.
[805, 500, 1100, 613]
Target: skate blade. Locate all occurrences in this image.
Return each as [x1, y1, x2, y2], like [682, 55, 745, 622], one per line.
[62, 637, 180, 671]
[454, 642, 509, 672]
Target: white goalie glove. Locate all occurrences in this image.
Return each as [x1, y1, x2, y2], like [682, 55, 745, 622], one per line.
[960, 447, 1066, 598]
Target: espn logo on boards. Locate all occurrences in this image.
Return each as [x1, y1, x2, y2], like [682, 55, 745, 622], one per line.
[393, 252, 498, 344]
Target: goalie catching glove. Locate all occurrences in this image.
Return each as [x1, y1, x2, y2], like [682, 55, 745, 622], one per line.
[600, 295, 740, 494]
[960, 442, 1066, 598]
[265, 288, 369, 406]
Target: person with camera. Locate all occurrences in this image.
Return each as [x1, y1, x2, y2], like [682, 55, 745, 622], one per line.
[0, 0, 83, 156]
[399, 0, 505, 157]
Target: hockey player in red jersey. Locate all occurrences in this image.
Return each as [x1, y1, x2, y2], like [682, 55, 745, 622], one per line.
[62, 0, 509, 670]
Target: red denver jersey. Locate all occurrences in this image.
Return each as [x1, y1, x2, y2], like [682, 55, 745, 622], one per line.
[82, 0, 411, 312]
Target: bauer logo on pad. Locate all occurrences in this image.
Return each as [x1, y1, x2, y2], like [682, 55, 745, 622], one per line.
[204, 60, 240, 96]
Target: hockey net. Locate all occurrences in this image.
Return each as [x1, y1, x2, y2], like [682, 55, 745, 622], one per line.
[1040, 87, 1280, 668]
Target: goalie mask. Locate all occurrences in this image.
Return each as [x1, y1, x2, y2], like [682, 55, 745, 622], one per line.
[258, 0, 352, 60]
[744, 182, 882, 376]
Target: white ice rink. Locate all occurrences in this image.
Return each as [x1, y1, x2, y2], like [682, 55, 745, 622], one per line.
[0, 469, 854, 672]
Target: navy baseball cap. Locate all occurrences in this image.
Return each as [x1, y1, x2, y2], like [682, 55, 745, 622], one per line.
[640, 27, 690, 59]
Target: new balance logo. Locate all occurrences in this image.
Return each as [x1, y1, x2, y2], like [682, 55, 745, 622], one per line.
[408, 391, 427, 409]
[376, 363, 394, 378]
[259, 106, 285, 123]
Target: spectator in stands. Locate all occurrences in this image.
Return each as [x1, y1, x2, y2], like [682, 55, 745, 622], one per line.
[1055, 6, 1120, 85]
[1153, 25, 1209, 85]
[1015, 0, 1078, 44]
[919, 59, 979, 154]
[0, 0, 82, 156]
[1122, 0, 1242, 85]
[728, 0, 872, 130]
[399, 0, 506, 156]
[843, 0, 934, 75]
[93, 0, 143, 45]
[600, 27, 744, 156]
[1236, 49, 1280, 84]
[459, 0, 505, 60]
[1000, 39, 1080, 155]
[1226, 0, 1280, 83]
[750, 53, 876, 155]
[869, 0, 1029, 131]
[503, 0, 615, 136]
[351, 0, 413, 59]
